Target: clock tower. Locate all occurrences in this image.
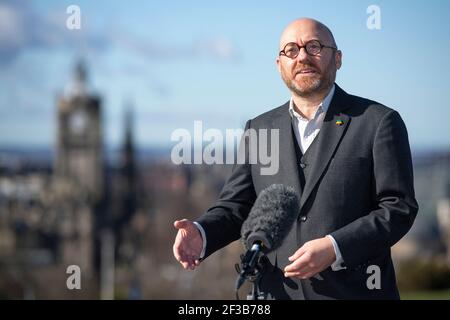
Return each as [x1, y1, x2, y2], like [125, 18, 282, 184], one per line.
[55, 62, 104, 202]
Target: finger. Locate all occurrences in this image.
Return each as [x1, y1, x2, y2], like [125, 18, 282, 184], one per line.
[284, 255, 309, 273]
[186, 254, 198, 266]
[172, 234, 186, 261]
[173, 242, 182, 261]
[289, 264, 319, 279]
[173, 249, 182, 262]
[174, 219, 188, 229]
[175, 251, 186, 264]
[288, 246, 306, 262]
[190, 256, 200, 267]
[187, 256, 197, 270]
[284, 269, 310, 277]
[284, 272, 311, 279]
[284, 271, 300, 278]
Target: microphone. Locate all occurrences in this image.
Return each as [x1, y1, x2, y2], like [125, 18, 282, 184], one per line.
[236, 184, 299, 291]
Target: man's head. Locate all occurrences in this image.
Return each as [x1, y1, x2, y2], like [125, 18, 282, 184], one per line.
[276, 18, 342, 98]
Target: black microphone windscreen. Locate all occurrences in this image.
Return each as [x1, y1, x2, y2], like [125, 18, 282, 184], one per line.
[241, 184, 299, 253]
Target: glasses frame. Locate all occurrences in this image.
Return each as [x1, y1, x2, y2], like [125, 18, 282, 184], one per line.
[279, 40, 337, 58]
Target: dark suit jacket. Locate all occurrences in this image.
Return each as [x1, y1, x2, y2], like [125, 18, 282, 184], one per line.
[196, 84, 418, 299]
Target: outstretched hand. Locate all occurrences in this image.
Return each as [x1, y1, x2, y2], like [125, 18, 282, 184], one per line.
[173, 219, 203, 270]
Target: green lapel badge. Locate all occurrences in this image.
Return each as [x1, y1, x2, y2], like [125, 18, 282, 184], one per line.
[335, 119, 344, 126]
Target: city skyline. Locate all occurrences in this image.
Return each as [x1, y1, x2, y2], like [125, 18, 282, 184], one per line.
[0, 0, 449, 151]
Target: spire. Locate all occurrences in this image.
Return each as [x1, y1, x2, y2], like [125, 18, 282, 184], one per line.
[75, 60, 87, 84]
[114, 100, 137, 230]
[64, 59, 89, 98]
[121, 99, 135, 161]
[120, 99, 136, 179]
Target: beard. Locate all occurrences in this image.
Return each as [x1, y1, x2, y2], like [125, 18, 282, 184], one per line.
[281, 57, 336, 98]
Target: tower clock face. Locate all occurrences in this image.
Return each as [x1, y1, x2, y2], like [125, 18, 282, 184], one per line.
[69, 109, 89, 135]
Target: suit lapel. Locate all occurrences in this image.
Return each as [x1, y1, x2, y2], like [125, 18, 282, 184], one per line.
[299, 85, 352, 211]
[270, 102, 303, 197]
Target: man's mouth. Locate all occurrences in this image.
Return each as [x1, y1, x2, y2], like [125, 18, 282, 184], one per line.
[296, 69, 317, 75]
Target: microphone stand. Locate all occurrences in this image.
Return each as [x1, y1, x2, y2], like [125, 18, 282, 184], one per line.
[246, 259, 265, 300]
[235, 249, 267, 300]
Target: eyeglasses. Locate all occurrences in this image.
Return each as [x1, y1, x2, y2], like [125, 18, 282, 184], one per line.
[279, 40, 337, 59]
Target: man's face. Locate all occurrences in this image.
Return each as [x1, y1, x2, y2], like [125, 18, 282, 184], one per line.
[276, 22, 342, 97]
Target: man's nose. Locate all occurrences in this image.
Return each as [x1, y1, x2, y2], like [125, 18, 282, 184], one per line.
[296, 47, 310, 63]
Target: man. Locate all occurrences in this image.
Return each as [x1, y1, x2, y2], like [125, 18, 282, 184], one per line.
[172, 18, 418, 299]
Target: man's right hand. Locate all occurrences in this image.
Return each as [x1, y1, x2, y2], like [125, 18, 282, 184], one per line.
[173, 219, 203, 270]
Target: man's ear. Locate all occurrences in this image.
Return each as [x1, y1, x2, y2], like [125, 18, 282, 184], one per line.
[335, 50, 342, 70]
[276, 57, 281, 73]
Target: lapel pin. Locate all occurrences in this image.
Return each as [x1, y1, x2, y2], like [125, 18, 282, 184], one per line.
[335, 119, 344, 126]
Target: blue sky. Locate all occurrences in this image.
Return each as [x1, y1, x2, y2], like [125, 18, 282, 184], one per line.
[1, 0, 449, 151]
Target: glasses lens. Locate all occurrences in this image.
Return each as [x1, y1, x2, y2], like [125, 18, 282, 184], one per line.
[284, 43, 300, 58]
[306, 41, 322, 55]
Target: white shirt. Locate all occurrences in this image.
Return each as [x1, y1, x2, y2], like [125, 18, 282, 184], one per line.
[289, 85, 334, 154]
[195, 84, 346, 271]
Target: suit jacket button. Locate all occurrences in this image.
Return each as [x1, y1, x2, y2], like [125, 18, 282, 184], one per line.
[300, 215, 307, 222]
[300, 163, 307, 169]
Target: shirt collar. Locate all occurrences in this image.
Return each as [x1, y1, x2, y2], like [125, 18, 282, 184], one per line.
[288, 84, 336, 120]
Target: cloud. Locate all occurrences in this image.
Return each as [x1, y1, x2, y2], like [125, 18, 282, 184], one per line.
[198, 37, 238, 61]
[109, 29, 240, 62]
[0, 1, 241, 66]
[0, 1, 110, 65]
[0, 2, 27, 64]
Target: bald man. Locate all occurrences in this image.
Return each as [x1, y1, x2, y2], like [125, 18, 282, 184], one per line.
[173, 18, 418, 299]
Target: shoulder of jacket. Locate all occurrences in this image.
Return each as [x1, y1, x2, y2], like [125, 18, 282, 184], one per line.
[249, 101, 289, 124]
